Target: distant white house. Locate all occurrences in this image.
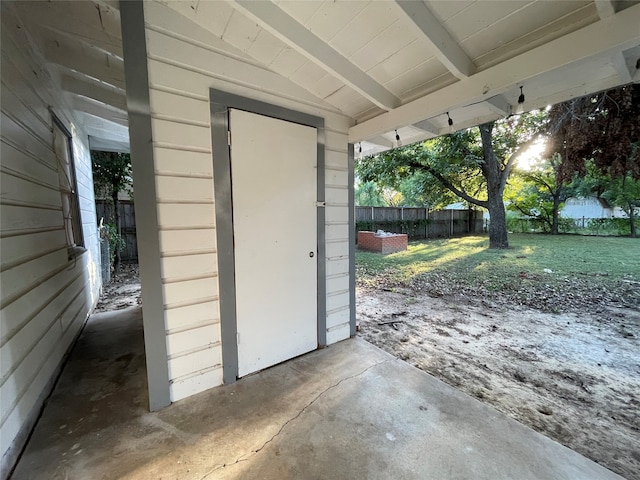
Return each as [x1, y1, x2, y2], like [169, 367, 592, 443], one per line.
[561, 197, 628, 219]
[444, 202, 490, 220]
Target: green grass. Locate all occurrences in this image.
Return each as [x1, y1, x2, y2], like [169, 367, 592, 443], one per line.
[357, 234, 640, 284]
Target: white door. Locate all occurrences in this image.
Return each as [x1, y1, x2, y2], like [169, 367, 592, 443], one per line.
[229, 108, 318, 377]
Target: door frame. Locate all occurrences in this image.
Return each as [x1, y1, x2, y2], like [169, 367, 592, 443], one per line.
[210, 89, 326, 384]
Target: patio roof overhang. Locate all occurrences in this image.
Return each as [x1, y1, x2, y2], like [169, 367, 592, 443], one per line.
[9, 0, 640, 156]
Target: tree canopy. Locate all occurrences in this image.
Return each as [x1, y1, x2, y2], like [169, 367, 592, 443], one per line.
[91, 151, 132, 272]
[547, 83, 640, 181]
[357, 112, 546, 248]
[91, 151, 132, 201]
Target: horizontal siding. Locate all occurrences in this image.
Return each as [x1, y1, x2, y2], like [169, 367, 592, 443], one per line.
[161, 254, 217, 284]
[143, 0, 352, 402]
[0, 171, 63, 208]
[154, 147, 213, 177]
[0, 249, 69, 306]
[163, 277, 219, 309]
[0, 230, 66, 270]
[155, 176, 214, 203]
[159, 229, 216, 256]
[157, 203, 215, 229]
[0, 204, 64, 234]
[0, 6, 101, 475]
[164, 301, 219, 333]
[0, 140, 59, 188]
[169, 366, 223, 403]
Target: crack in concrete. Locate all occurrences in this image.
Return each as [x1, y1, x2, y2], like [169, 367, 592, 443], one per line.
[199, 359, 390, 479]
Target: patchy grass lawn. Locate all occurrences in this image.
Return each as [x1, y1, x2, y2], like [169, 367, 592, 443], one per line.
[357, 234, 640, 312]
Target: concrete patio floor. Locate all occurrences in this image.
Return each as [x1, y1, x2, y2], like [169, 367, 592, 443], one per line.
[10, 306, 621, 480]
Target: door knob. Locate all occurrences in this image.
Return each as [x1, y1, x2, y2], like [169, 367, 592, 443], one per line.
[309, 251, 314, 258]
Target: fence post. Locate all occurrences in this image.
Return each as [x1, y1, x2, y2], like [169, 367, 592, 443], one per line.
[371, 206, 375, 232]
[451, 209, 454, 236]
[426, 208, 429, 238]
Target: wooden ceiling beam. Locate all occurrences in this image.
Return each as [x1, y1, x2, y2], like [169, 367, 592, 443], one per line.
[231, 0, 401, 111]
[395, 0, 476, 80]
[349, 3, 640, 142]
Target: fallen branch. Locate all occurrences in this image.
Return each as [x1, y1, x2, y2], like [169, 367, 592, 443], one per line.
[377, 320, 406, 326]
[580, 381, 592, 394]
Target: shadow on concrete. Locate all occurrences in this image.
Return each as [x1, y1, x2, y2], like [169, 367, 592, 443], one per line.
[11, 307, 622, 480]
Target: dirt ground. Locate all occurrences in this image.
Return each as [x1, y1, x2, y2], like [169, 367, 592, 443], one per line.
[357, 286, 640, 480]
[95, 264, 639, 479]
[94, 263, 141, 312]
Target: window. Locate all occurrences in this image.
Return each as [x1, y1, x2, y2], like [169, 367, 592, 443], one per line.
[52, 115, 84, 251]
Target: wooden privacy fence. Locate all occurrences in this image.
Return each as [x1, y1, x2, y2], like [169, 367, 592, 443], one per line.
[95, 200, 138, 262]
[93, 202, 484, 262]
[356, 206, 484, 240]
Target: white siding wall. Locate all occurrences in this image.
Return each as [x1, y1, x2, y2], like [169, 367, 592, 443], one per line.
[143, 1, 353, 402]
[0, 7, 101, 476]
[561, 197, 616, 219]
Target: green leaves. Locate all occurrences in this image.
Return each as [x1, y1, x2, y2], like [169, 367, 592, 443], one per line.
[547, 84, 640, 181]
[91, 151, 133, 201]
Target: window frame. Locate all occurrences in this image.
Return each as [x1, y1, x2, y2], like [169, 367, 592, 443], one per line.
[52, 114, 85, 252]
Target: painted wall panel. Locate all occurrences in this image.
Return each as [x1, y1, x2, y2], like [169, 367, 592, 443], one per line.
[141, 0, 352, 402]
[154, 148, 213, 177]
[169, 367, 223, 402]
[0, 205, 63, 234]
[326, 258, 349, 277]
[327, 291, 350, 312]
[326, 323, 350, 345]
[0, 249, 69, 305]
[168, 347, 220, 379]
[0, 7, 101, 475]
[0, 172, 62, 208]
[326, 187, 348, 205]
[166, 323, 221, 356]
[156, 176, 214, 203]
[0, 142, 59, 189]
[159, 229, 216, 255]
[163, 277, 219, 308]
[149, 89, 211, 124]
[150, 118, 212, 150]
[164, 301, 219, 332]
[157, 204, 215, 228]
[161, 254, 217, 282]
[0, 230, 66, 269]
[326, 241, 350, 259]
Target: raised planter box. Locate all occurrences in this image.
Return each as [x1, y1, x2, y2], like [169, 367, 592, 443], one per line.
[357, 231, 408, 254]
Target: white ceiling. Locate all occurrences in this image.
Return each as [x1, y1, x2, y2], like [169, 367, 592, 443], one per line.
[8, 0, 640, 156]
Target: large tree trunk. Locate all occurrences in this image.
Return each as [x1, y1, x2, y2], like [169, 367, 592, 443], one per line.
[112, 188, 121, 274]
[487, 195, 509, 248]
[479, 123, 509, 249]
[551, 193, 561, 235]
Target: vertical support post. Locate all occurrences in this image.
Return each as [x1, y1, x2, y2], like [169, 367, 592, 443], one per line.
[317, 125, 327, 348]
[426, 208, 429, 238]
[120, 0, 171, 411]
[348, 144, 356, 337]
[451, 208, 454, 236]
[371, 206, 374, 232]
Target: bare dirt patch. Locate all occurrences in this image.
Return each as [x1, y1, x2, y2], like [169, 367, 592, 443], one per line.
[357, 286, 640, 479]
[95, 263, 141, 313]
[96, 262, 639, 477]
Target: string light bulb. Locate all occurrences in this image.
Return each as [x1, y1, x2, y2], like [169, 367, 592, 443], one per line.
[446, 112, 453, 127]
[515, 86, 525, 114]
[395, 130, 402, 147]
